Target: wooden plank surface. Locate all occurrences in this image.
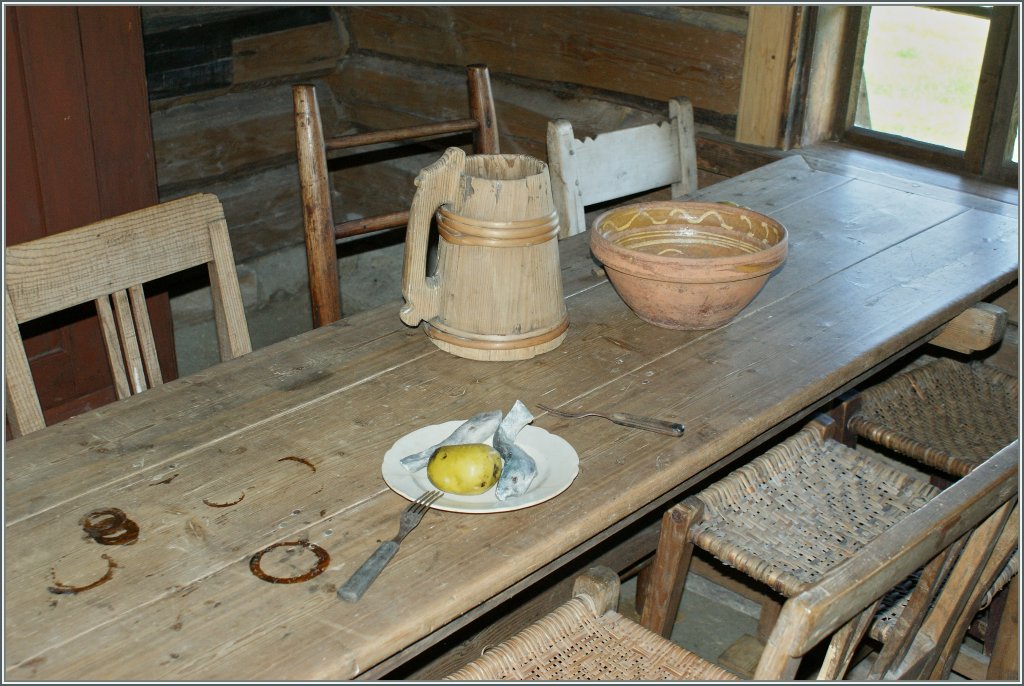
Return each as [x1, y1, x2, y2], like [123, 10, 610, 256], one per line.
[4, 156, 1017, 680]
[345, 6, 747, 117]
[798, 141, 1019, 209]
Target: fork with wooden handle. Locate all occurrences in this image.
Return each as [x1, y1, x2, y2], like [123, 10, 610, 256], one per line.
[338, 490, 443, 602]
[536, 404, 685, 437]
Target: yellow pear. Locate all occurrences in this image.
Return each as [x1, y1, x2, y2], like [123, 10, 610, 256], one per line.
[427, 443, 503, 495]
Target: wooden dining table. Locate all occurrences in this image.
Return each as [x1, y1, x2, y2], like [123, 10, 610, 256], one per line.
[4, 153, 1018, 680]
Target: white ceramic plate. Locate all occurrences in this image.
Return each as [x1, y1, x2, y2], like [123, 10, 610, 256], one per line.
[381, 420, 580, 513]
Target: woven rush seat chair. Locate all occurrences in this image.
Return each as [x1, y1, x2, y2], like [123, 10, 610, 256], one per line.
[847, 356, 1019, 658]
[445, 567, 738, 681]
[675, 424, 940, 599]
[848, 357, 1018, 478]
[630, 418, 941, 664]
[447, 441, 1018, 681]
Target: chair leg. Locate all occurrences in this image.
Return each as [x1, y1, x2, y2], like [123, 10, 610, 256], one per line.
[573, 566, 621, 615]
[635, 559, 652, 616]
[755, 595, 784, 643]
[639, 497, 703, 638]
[466, 64, 499, 154]
[987, 573, 1019, 680]
[824, 390, 862, 447]
[293, 84, 342, 328]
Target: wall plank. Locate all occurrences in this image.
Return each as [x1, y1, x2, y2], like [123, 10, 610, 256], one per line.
[143, 6, 334, 99]
[736, 6, 802, 147]
[346, 6, 746, 117]
[232, 21, 343, 85]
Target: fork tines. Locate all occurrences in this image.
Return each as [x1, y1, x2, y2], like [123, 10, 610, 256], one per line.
[412, 490, 443, 512]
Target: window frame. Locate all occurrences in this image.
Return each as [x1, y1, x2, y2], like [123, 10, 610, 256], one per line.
[833, 4, 1018, 184]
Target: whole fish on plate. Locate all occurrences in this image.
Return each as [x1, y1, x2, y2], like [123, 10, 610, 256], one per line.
[400, 410, 503, 472]
[494, 400, 538, 501]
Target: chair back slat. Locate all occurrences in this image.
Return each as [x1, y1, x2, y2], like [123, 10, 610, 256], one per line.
[4, 287, 44, 435]
[754, 440, 1019, 680]
[5, 193, 251, 436]
[574, 121, 683, 205]
[112, 289, 149, 395]
[547, 96, 698, 238]
[293, 64, 500, 328]
[867, 539, 964, 678]
[95, 293, 134, 398]
[325, 118, 480, 150]
[816, 600, 882, 680]
[128, 283, 164, 388]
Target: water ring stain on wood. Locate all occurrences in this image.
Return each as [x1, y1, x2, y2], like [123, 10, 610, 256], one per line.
[278, 456, 316, 472]
[48, 554, 118, 594]
[249, 540, 330, 584]
[80, 508, 140, 545]
[203, 492, 245, 508]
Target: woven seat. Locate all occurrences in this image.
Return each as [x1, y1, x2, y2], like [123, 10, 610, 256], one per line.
[849, 358, 1018, 478]
[690, 427, 939, 597]
[847, 356, 1019, 656]
[446, 588, 738, 681]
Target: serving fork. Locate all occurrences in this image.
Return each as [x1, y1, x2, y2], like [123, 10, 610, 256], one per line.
[338, 490, 443, 602]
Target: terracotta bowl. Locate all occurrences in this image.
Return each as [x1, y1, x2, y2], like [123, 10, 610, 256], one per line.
[591, 201, 788, 330]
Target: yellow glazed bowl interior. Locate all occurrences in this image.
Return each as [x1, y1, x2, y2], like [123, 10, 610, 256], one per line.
[591, 201, 788, 330]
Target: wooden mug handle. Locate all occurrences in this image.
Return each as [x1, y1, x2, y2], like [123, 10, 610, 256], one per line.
[400, 147, 465, 327]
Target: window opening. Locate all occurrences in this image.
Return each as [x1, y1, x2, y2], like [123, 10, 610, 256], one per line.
[854, 5, 990, 152]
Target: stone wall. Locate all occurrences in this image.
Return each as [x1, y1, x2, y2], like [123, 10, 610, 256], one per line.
[142, 6, 775, 375]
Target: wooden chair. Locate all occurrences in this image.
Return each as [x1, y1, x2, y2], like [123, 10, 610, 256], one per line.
[545, 96, 698, 238]
[5, 193, 251, 437]
[848, 356, 1018, 479]
[292, 64, 500, 328]
[634, 417, 940, 636]
[444, 442, 1018, 681]
[842, 334, 1018, 665]
[634, 309, 1015, 646]
[839, 303, 1013, 479]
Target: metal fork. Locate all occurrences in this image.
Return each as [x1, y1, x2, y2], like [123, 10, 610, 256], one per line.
[337, 490, 443, 602]
[537, 403, 685, 436]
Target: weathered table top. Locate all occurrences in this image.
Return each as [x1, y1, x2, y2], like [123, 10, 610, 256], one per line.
[4, 155, 1018, 680]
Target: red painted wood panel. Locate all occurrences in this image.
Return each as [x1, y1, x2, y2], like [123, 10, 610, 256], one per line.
[5, 6, 176, 430]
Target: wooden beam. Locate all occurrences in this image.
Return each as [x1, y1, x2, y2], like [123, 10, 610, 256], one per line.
[981, 6, 1019, 182]
[966, 5, 1016, 175]
[930, 303, 1008, 355]
[800, 6, 853, 146]
[736, 6, 803, 148]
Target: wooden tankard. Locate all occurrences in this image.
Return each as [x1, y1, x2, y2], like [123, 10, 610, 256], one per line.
[401, 147, 568, 361]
